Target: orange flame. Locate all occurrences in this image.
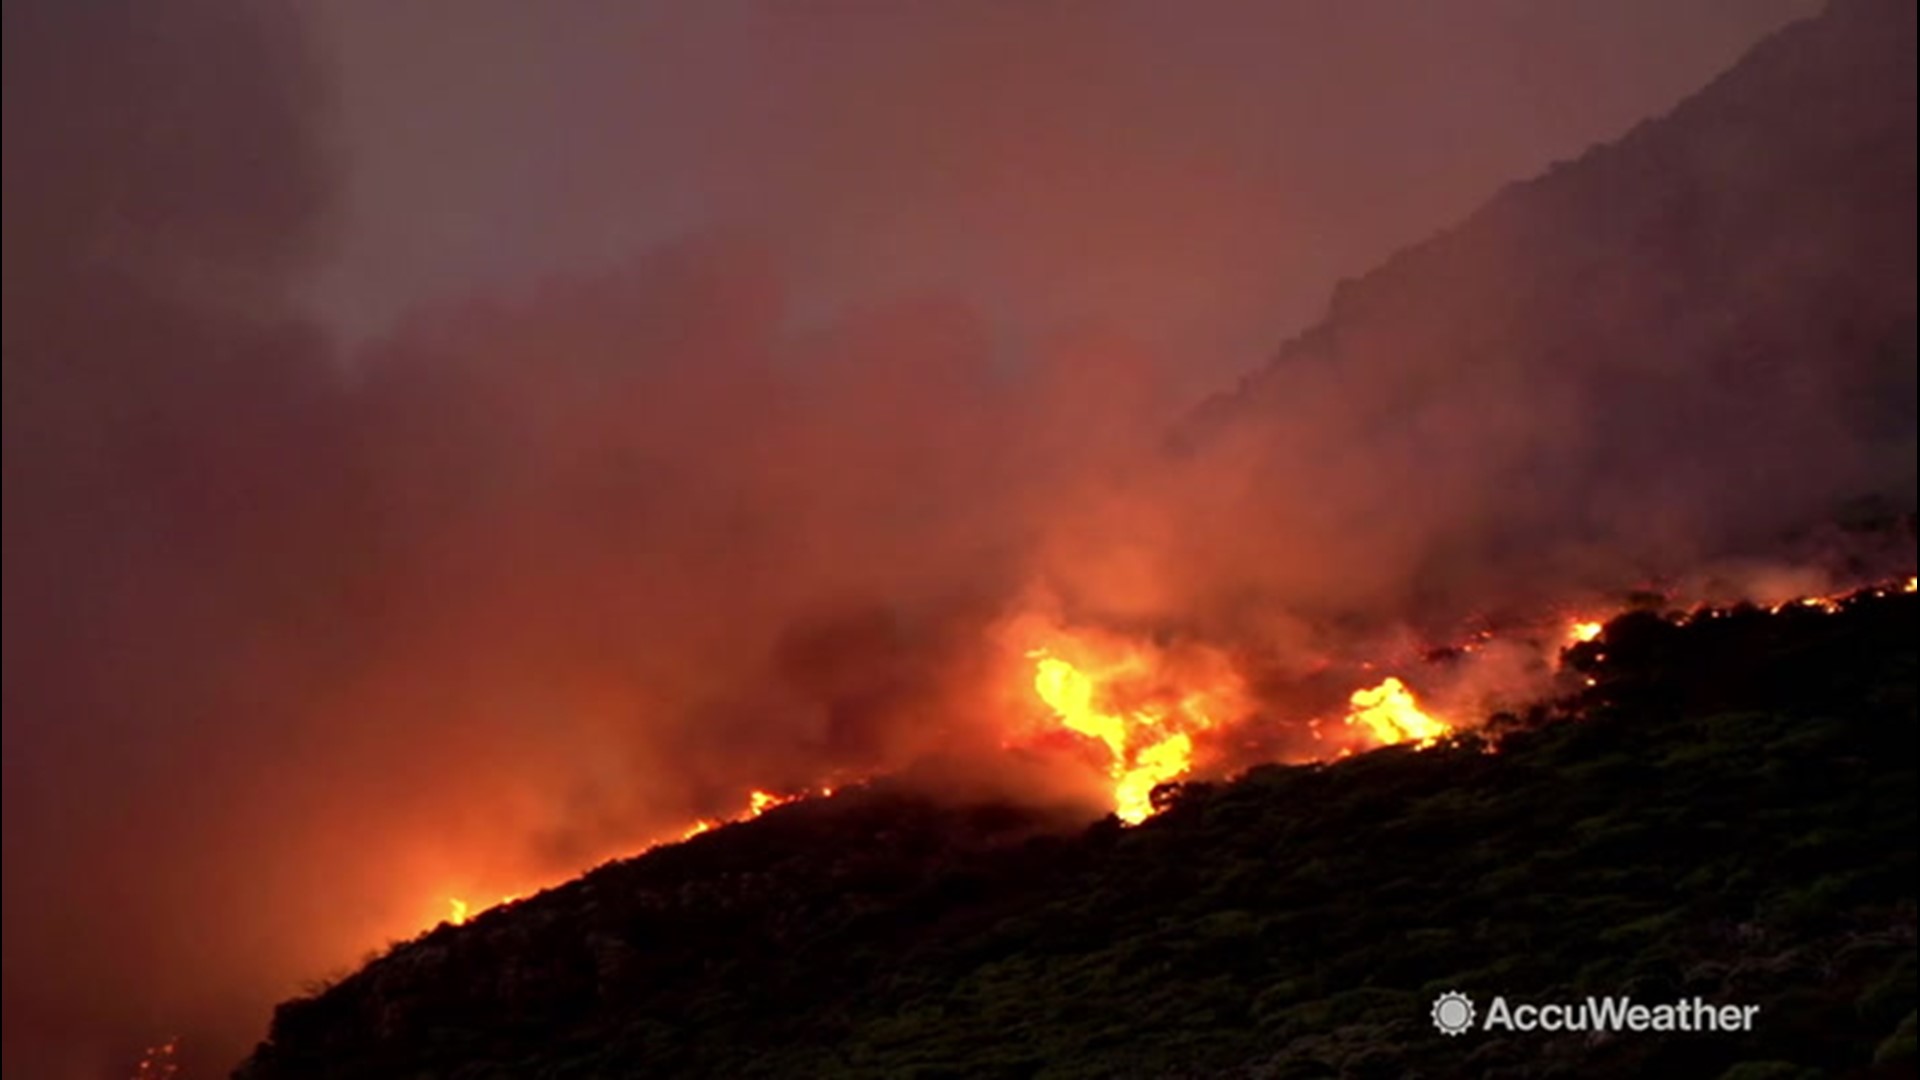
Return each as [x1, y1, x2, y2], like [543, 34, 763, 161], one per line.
[675, 789, 803, 844]
[411, 574, 1911, 935]
[1021, 627, 1249, 824]
[748, 789, 795, 816]
[445, 890, 523, 926]
[1343, 676, 1451, 748]
[430, 788, 822, 932]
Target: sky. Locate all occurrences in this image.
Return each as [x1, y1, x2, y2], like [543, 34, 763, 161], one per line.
[6, 2, 1882, 1077]
[301, 0, 1818, 383]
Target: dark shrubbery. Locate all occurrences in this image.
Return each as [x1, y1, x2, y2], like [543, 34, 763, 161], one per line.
[240, 590, 1916, 1079]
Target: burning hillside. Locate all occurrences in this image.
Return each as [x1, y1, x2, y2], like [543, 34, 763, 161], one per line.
[3, 0, 1913, 1076]
[402, 570, 1914, 939]
[237, 581, 1919, 1079]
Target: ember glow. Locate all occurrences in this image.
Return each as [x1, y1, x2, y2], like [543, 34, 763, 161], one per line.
[428, 788, 820, 931]
[130, 1039, 179, 1080]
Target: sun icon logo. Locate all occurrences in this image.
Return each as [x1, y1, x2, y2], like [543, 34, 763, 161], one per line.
[1431, 990, 1475, 1035]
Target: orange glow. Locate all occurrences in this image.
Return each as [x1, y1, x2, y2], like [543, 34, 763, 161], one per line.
[426, 787, 826, 934]
[1020, 623, 1250, 824]
[409, 573, 1913, 936]
[445, 891, 523, 926]
[1344, 676, 1451, 748]
[1773, 595, 1841, 614]
[748, 789, 796, 816]
[132, 1038, 180, 1080]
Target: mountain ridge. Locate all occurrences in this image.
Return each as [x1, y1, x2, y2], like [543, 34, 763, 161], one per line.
[1179, 0, 1915, 570]
[1193, 0, 1914, 428]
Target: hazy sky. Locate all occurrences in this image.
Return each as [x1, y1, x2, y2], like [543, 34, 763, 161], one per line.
[300, 0, 1818, 385]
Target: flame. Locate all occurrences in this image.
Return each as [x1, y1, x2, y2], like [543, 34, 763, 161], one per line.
[748, 789, 794, 815]
[676, 788, 802, 844]
[1773, 595, 1841, 614]
[405, 574, 1913, 941]
[1021, 627, 1249, 824]
[445, 891, 523, 926]
[1343, 676, 1451, 748]
[429, 789, 822, 933]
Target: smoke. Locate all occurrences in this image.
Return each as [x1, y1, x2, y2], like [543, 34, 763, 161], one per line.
[5, 0, 1910, 1076]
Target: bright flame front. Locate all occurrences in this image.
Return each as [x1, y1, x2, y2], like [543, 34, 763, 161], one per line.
[1019, 625, 1249, 824]
[1343, 676, 1451, 747]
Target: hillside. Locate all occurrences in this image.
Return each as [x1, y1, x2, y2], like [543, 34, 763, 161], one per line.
[1181, 0, 1916, 557]
[238, 586, 1915, 1079]
[233, 2, 1918, 1075]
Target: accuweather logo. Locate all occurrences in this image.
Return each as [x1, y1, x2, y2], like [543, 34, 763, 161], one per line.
[1430, 992, 1759, 1035]
[1431, 991, 1476, 1035]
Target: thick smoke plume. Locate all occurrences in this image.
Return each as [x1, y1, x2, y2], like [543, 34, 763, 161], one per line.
[4, 1, 1908, 1076]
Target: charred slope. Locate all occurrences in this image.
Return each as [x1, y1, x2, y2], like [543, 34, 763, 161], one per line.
[238, 588, 1917, 1078]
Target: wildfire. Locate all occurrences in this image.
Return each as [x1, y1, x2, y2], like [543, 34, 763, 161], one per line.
[1774, 595, 1841, 614]
[445, 890, 523, 926]
[1343, 676, 1451, 748]
[411, 573, 1912, 936]
[749, 789, 793, 815]
[680, 788, 802, 841]
[1018, 624, 1250, 824]
[431, 788, 818, 933]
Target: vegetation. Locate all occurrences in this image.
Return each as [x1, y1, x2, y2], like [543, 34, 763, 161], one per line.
[240, 587, 1917, 1079]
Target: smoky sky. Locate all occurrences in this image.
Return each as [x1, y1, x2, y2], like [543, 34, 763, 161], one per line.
[6, 1, 1904, 1077]
[305, 0, 1821, 377]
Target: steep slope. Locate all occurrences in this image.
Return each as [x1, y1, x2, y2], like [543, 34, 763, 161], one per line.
[1180, 0, 1915, 576]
